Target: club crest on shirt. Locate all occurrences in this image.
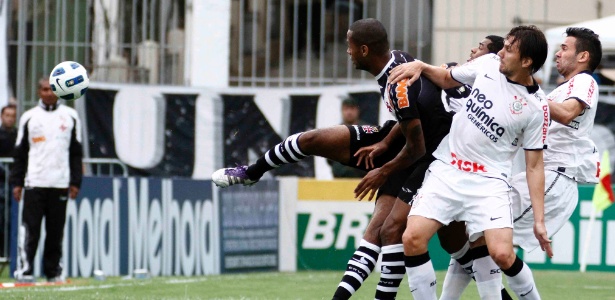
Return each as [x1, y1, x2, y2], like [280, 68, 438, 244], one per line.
[510, 96, 527, 114]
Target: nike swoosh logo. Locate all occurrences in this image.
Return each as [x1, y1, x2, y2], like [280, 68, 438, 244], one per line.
[352, 257, 370, 264]
[490, 217, 503, 221]
[484, 74, 495, 80]
[56, 78, 65, 91]
[520, 286, 534, 297]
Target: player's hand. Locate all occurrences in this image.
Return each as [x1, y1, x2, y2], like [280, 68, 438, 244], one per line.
[69, 186, 80, 200]
[533, 221, 553, 258]
[354, 142, 388, 170]
[13, 186, 23, 202]
[388, 61, 424, 85]
[354, 168, 388, 201]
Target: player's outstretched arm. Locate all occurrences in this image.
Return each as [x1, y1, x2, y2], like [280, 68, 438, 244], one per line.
[388, 61, 461, 90]
[547, 98, 585, 125]
[524, 149, 553, 258]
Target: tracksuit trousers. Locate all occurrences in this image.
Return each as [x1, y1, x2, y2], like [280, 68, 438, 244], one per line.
[15, 187, 68, 279]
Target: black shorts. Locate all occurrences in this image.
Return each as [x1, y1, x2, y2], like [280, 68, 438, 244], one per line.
[396, 157, 434, 204]
[345, 120, 423, 199]
[346, 120, 405, 171]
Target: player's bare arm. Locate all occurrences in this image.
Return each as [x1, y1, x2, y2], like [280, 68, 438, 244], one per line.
[388, 60, 461, 89]
[524, 149, 553, 258]
[354, 119, 425, 200]
[548, 98, 586, 125]
[355, 122, 402, 170]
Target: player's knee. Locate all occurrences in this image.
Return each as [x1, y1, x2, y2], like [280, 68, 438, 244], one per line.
[488, 246, 515, 269]
[402, 229, 427, 254]
[379, 220, 404, 245]
[297, 130, 318, 151]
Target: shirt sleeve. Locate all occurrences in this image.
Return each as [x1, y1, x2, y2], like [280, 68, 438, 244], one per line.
[386, 76, 422, 122]
[522, 103, 550, 150]
[450, 54, 494, 86]
[564, 74, 598, 108]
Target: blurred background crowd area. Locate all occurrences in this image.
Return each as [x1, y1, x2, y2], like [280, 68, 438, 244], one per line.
[2, 0, 615, 177]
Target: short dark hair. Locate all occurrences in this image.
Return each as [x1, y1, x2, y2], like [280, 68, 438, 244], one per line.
[506, 25, 548, 74]
[349, 18, 389, 56]
[565, 27, 602, 72]
[485, 35, 504, 54]
[38, 76, 50, 89]
[342, 98, 359, 107]
[1, 104, 16, 115]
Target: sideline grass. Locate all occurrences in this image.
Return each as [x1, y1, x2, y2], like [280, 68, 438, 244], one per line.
[0, 270, 614, 299]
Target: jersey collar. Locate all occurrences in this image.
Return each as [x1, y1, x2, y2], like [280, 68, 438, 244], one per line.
[505, 77, 540, 94]
[38, 99, 60, 111]
[375, 52, 395, 81]
[555, 70, 592, 88]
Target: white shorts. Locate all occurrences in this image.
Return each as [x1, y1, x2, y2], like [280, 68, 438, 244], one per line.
[511, 170, 578, 252]
[409, 160, 513, 242]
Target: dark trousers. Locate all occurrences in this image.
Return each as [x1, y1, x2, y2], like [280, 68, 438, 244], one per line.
[16, 187, 68, 278]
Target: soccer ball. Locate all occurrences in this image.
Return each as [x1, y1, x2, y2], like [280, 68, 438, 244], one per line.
[49, 61, 90, 100]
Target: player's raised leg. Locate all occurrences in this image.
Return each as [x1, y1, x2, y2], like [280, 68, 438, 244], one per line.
[212, 126, 352, 187]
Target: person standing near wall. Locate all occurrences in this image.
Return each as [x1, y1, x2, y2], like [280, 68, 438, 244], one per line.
[10, 78, 83, 283]
[0, 104, 17, 256]
[328, 98, 370, 178]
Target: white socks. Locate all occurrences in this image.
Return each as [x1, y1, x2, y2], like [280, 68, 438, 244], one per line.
[405, 252, 437, 300]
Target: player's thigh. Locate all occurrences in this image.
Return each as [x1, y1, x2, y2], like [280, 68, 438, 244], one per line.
[363, 194, 397, 244]
[459, 178, 511, 243]
[298, 125, 352, 161]
[403, 215, 443, 255]
[437, 221, 469, 254]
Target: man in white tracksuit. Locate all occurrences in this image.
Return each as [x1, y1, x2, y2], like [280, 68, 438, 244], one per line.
[10, 77, 83, 283]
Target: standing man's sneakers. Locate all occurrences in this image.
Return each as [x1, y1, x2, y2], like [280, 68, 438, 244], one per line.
[47, 275, 66, 283]
[15, 275, 35, 283]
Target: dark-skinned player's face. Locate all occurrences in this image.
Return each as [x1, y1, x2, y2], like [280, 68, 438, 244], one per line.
[346, 30, 368, 71]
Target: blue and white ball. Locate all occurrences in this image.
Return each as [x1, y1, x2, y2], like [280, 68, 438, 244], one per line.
[49, 61, 89, 100]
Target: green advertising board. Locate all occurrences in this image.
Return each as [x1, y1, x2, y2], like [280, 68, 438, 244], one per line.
[296, 180, 615, 272]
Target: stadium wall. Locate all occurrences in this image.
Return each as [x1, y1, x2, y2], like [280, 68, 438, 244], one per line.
[79, 83, 615, 180]
[9, 178, 615, 278]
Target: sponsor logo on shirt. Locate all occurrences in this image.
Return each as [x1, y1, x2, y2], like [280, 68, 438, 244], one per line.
[587, 80, 595, 105]
[450, 152, 487, 173]
[464, 87, 505, 142]
[32, 136, 46, 143]
[542, 105, 549, 144]
[395, 79, 410, 109]
[566, 77, 575, 98]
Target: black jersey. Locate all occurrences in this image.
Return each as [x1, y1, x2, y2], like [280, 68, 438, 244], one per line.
[375, 50, 453, 156]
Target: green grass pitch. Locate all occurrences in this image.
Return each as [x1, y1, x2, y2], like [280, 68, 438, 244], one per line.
[1, 270, 614, 299]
